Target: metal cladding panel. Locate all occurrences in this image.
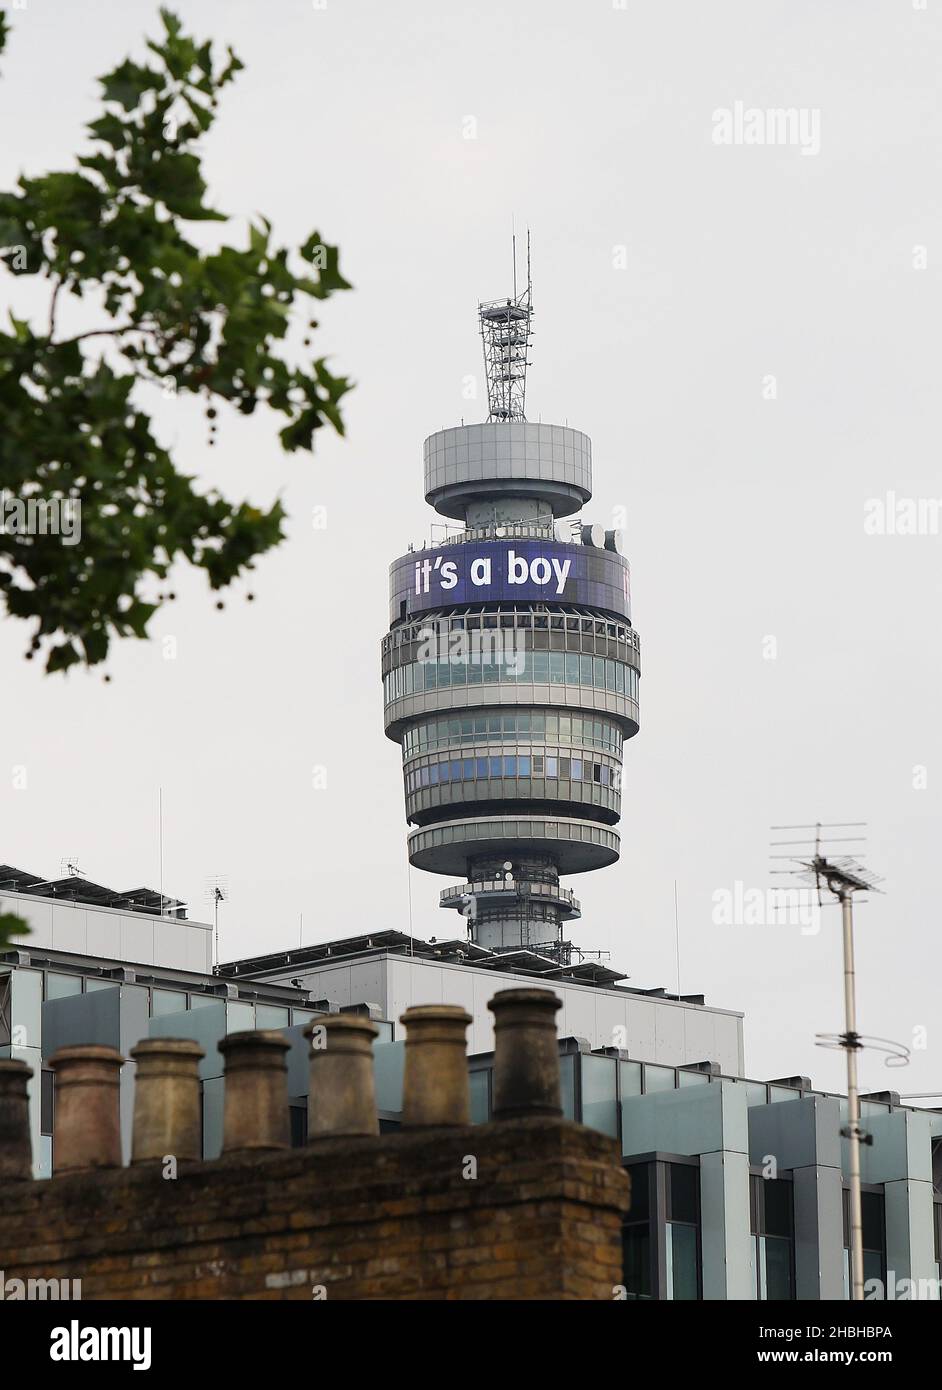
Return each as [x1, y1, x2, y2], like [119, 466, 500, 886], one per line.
[346, 960, 388, 1014]
[86, 912, 121, 960]
[42, 986, 121, 1056]
[119, 916, 155, 965]
[154, 919, 189, 969]
[747, 1094, 842, 1170]
[558, 986, 595, 1045]
[390, 539, 631, 624]
[50, 907, 86, 955]
[858, 1108, 934, 1184]
[471, 969, 499, 1055]
[700, 1149, 754, 1300]
[653, 999, 686, 1062]
[0, 893, 52, 947]
[185, 926, 213, 974]
[625, 997, 657, 1057]
[423, 423, 592, 502]
[592, 992, 629, 1053]
[149, 1000, 227, 1080]
[621, 1078, 746, 1158]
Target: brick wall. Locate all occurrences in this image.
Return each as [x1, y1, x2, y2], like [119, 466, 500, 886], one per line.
[0, 1117, 628, 1300]
[0, 989, 630, 1300]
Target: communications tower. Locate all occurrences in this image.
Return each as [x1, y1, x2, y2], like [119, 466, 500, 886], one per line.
[381, 257, 641, 957]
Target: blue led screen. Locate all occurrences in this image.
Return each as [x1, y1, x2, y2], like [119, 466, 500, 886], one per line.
[389, 539, 631, 624]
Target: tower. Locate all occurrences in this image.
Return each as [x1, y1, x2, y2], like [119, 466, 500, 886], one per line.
[381, 258, 641, 957]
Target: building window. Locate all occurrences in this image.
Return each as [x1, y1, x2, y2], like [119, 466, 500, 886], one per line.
[750, 1175, 795, 1299]
[41, 1069, 54, 1134]
[151, 988, 186, 1017]
[622, 1162, 654, 1299]
[666, 1163, 701, 1299]
[255, 1004, 290, 1030]
[45, 972, 82, 1001]
[842, 1189, 886, 1297]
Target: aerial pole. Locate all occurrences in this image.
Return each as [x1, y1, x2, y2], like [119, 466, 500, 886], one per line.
[771, 822, 890, 1301]
[838, 877, 865, 1301]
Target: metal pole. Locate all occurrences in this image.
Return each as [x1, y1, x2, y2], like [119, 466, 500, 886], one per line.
[841, 888, 865, 1300]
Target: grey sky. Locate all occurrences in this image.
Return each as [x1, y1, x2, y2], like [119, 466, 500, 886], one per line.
[2, 0, 941, 1100]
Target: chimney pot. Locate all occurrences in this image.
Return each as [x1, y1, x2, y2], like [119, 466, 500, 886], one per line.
[129, 1038, 204, 1164]
[306, 1014, 379, 1140]
[49, 1045, 124, 1174]
[489, 987, 563, 1120]
[0, 1059, 33, 1180]
[218, 1030, 290, 1153]
[400, 1004, 472, 1128]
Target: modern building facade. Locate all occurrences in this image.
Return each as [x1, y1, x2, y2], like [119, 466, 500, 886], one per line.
[3, 866, 940, 1299]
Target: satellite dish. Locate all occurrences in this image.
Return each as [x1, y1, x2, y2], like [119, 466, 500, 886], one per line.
[605, 528, 625, 555]
[581, 524, 605, 548]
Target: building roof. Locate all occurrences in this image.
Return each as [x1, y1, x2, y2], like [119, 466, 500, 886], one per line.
[0, 865, 187, 918]
[220, 927, 705, 1002]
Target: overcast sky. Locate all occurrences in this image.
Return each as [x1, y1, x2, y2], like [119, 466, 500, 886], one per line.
[2, 0, 941, 1100]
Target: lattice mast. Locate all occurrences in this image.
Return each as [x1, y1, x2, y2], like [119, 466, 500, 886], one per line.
[479, 232, 533, 422]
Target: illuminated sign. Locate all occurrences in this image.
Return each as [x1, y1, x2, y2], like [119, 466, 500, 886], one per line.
[389, 539, 631, 623]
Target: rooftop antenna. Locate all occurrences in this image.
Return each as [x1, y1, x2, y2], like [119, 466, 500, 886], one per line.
[770, 821, 894, 1302]
[479, 228, 533, 422]
[59, 857, 84, 879]
[204, 876, 229, 970]
[157, 786, 164, 918]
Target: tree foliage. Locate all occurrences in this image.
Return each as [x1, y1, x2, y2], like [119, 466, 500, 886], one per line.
[0, 910, 28, 953]
[0, 8, 351, 672]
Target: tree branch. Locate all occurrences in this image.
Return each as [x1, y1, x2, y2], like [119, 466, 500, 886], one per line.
[50, 319, 157, 348]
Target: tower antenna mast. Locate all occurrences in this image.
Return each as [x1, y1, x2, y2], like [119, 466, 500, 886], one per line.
[479, 229, 533, 422]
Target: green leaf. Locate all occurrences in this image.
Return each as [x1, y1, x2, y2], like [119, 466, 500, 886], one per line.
[0, 911, 30, 953]
[100, 58, 159, 111]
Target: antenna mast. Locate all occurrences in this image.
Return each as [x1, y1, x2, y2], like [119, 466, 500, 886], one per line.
[770, 822, 888, 1303]
[479, 229, 533, 422]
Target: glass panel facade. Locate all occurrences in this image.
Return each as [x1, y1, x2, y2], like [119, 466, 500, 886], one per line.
[622, 1163, 652, 1299]
[255, 1005, 290, 1030]
[667, 1223, 699, 1300]
[11, 969, 41, 1049]
[581, 1055, 618, 1137]
[374, 1041, 405, 1113]
[559, 1054, 577, 1121]
[385, 656, 639, 703]
[469, 1068, 490, 1124]
[643, 1064, 676, 1094]
[751, 1175, 794, 1299]
[405, 750, 621, 795]
[152, 988, 186, 1017]
[45, 973, 82, 1001]
[842, 1189, 886, 1298]
[225, 1001, 255, 1033]
[618, 1060, 642, 1099]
